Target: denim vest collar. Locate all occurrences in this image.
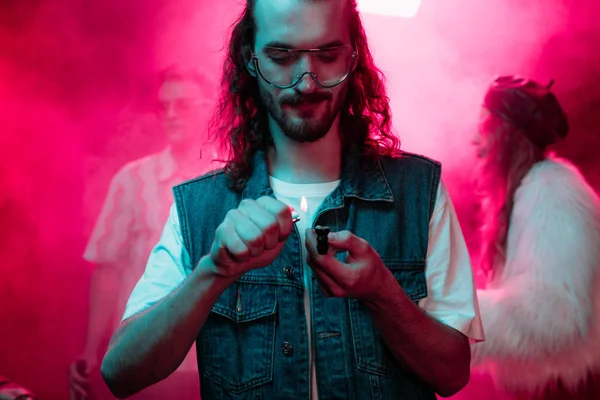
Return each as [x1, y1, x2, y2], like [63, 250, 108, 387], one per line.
[240, 146, 395, 206]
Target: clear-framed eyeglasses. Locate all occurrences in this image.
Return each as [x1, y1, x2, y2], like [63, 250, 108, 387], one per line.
[251, 45, 358, 89]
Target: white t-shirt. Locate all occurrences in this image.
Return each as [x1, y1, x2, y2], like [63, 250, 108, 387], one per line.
[268, 175, 339, 400]
[122, 178, 485, 394]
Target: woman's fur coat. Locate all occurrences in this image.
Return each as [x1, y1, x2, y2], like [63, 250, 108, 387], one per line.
[471, 157, 600, 394]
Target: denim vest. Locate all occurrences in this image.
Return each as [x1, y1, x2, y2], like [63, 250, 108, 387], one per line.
[173, 148, 441, 400]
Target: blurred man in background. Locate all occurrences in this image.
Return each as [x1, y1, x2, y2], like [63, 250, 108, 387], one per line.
[68, 66, 220, 400]
[470, 75, 600, 399]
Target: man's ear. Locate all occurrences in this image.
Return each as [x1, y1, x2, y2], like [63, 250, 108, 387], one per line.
[247, 59, 257, 77]
[351, 54, 359, 72]
[243, 46, 257, 77]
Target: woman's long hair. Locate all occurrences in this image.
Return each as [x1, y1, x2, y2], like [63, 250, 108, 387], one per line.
[476, 113, 545, 282]
[209, 0, 400, 191]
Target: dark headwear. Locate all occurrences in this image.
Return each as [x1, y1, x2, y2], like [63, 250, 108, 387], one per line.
[483, 75, 569, 148]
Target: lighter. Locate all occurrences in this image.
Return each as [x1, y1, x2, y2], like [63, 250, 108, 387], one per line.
[291, 209, 301, 223]
[315, 225, 330, 255]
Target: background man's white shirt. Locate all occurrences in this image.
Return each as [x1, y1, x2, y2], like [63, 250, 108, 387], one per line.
[85, 145, 219, 371]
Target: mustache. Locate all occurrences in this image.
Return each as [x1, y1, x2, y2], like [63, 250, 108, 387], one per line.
[280, 92, 332, 106]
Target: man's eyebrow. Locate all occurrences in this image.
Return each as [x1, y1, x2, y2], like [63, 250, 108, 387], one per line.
[263, 39, 346, 49]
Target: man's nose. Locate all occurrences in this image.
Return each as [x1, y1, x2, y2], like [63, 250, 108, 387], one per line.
[164, 103, 177, 118]
[293, 55, 319, 93]
[294, 72, 319, 93]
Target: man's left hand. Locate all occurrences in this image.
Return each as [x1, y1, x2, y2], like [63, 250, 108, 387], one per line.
[305, 229, 394, 302]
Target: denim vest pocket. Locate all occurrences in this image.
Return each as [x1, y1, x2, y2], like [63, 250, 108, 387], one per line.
[349, 260, 427, 377]
[201, 283, 277, 394]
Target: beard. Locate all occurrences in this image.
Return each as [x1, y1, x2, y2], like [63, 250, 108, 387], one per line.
[259, 82, 348, 143]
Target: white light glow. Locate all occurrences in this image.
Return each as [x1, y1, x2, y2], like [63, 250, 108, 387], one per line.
[356, 0, 421, 18]
[300, 196, 308, 213]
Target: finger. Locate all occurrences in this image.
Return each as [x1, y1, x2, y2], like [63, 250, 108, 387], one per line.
[238, 199, 280, 250]
[214, 218, 251, 261]
[70, 376, 91, 392]
[256, 196, 293, 240]
[83, 360, 96, 375]
[69, 367, 91, 388]
[228, 209, 268, 257]
[326, 230, 371, 256]
[72, 388, 85, 400]
[71, 383, 89, 399]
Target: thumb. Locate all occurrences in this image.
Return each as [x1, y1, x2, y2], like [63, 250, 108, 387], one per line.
[85, 360, 94, 375]
[82, 358, 97, 375]
[326, 231, 370, 255]
[78, 359, 91, 375]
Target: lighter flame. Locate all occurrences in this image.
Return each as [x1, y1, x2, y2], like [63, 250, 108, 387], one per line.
[300, 196, 308, 213]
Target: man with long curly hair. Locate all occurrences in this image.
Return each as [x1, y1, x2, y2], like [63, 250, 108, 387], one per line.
[101, 1, 484, 399]
[470, 75, 600, 399]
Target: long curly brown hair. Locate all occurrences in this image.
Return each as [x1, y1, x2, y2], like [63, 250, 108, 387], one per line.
[476, 113, 545, 282]
[210, 0, 400, 191]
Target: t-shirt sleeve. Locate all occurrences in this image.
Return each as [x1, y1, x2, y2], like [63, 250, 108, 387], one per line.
[121, 203, 193, 321]
[418, 179, 485, 343]
[83, 168, 135, 266]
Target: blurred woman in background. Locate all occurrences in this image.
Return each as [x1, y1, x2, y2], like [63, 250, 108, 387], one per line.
[470, 75, 600, 399]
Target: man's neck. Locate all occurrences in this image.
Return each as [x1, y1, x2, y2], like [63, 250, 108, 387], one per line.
[267, 118, 342, 184]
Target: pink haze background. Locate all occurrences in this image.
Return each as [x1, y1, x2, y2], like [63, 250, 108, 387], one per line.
[1, 0, 599, 398]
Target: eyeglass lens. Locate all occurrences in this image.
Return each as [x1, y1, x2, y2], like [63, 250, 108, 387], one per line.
[255, 46, 355, 88]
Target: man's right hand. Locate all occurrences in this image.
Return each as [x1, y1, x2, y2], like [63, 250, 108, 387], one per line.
[68, 357, 96, 400]
[208, 196, 294, 280]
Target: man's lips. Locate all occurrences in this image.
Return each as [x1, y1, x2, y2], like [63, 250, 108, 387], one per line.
[286, 101, 322, 112]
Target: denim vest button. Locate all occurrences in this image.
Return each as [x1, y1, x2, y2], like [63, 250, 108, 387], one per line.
[284, 265, 294, 278]
[281, 341, 294, 356]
